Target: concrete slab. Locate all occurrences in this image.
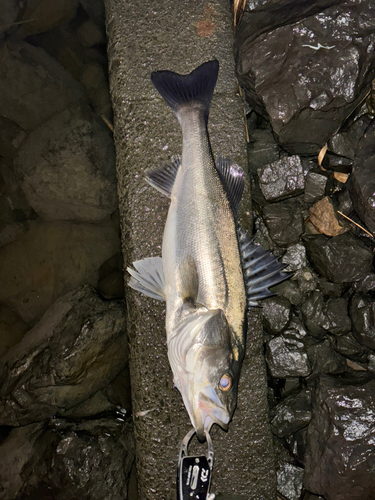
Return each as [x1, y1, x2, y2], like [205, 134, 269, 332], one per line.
[104, 1, 276, 498]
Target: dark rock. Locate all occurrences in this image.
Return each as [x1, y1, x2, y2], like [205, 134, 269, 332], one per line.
[0, 159, 35, 247]
[248, 128, 280, 173]
[304, 374, 375, 500]
[0, 41, 86, 132]
[257, 155, 304, 201]
[235, 0, 343, 48]
[97, 271, 125, 299]
[334, 332, 368, 362]
[301, 492, 326, 500]
[317, 278, 344, 299]
[0, 304, 29, 360]
[286, 427, 308, 465]
[235, 1, 375, 154]
[0, 219, 120, 325]
[336, 188, 354, 216]
[273, 280, 303, 306]
[304, 171, 328, 203]
[368, 354, 375, 374]
[0, 0, 23, 40]
[349, 118, 375, 233]
[328, 132, 356, 160]
[0, 418, 135, 500]
[271, 388, 312, 438]
[104, 367, 132, 416]
[262, 296, 292, 334]
[0, 117, 26, 159]
[277, 462, 304, 500]
[295, 267, 319, 295]
[281, 242, 308, 272]
[79, 62, 112, 117]
[302, 292, 351, 338]
[304, 233, 373, 283]
[321, 152, 353, 173]
[0, 286, 128, 426]
[13, 102, 117, 222]
[307, 338, 346, 374]
[15, 0, 80, 39]
[266, 321, 312, 378]
[350, 293, 375, 350]
[76, 19, 105, 48]
[80, 0, 106, 27]
[352, 273, 375, 293]
[263, 199, 304, 247]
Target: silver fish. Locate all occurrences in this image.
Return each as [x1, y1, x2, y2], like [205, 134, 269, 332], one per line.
[127, 60, 291, 441]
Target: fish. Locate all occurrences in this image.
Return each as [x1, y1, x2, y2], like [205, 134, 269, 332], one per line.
[127, 60, 292, 441]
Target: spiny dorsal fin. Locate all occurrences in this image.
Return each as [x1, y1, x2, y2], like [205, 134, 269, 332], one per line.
[215, 155, 244, 217]
[238, 229, 293, 308]
[145, 156, 181, 198]
[127, 256, 166, 301]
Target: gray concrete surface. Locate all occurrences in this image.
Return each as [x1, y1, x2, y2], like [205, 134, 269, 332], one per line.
[104, 1, 276, 498]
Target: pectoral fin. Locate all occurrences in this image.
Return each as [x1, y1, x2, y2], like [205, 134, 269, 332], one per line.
[127, 256, 166, 301]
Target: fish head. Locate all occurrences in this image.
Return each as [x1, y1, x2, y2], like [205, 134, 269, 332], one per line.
[168, 308, 243, 441]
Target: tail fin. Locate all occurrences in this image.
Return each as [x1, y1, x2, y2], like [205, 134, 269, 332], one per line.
[151, 60, 219, 122]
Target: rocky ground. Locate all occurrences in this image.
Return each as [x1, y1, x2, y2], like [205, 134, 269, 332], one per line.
[0, 0, 374, 499]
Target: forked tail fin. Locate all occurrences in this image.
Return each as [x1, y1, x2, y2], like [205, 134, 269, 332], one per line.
[151, 60, 219, 123]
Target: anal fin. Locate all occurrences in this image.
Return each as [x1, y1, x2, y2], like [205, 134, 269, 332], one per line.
[127, 256, 166, 301]
[238, 229, 293, 308]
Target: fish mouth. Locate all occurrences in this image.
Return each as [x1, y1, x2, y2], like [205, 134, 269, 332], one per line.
[193, 387, 230, 442]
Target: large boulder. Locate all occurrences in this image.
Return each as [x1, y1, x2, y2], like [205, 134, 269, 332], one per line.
[235, 1, 375, 154]
[304, 374, 375, 500]
[0, 218, 120, 324]
[13, 103, 117, 221]
[0, 286, 128, 426]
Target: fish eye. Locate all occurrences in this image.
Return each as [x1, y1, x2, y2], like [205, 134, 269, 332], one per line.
[219, 373, 232, 391]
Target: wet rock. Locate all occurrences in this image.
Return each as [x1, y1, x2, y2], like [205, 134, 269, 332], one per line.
[349, 119, 375, 233]
[334, 332, 368, 363]
[15, 0, 80, 39]
[336, 188, 353, 216]
[257, 155, 304, 201]
[0, 159, 36, 247]
[266, 321, 311, 378]
[273, 280, 303, 307]
[0, 304, 29, 359]
[281, 242, 308, 272]
[301, 492, 326, 500]
[308, 196, 349, 236]
[352, 273, 375, 293]
[263, 199, 304, 247]
[350, 294, 375, 350]
[262, 296, 292, 334]
[0, 286, 128, 426]
[271, 388, 312, 438]
[97, 252, 125, 299]
[286, 427, 308, 465]
[236, 1, 375, 154]
[301, 292, 351, 338]
[304, 374, 375, 500]
[0, 219, 120, 324]
[0, 41, 86, 132]
[328, 131, 356, 161]
[277, 462, 304, 500]
[0, 117, 27, 159]
[0, 418, 134, 500]
[248, 128, 280, 173]
[294, 267, 319, 296]
[307, 338, 346, 374]
[304, 233, 373, 283]
[303, 171, 328, 203]
[317, 278, 344, 299]
[14, 103, 117, 222]
[368, 354, 375, 375]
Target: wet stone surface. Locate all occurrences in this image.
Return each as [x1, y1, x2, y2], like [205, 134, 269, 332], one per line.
[263, 199, 304, 248]
[257, 155, 305, 201]
[304, 374, 375, 500]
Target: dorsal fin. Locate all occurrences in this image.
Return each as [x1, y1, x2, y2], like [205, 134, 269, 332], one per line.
[215, 155, 244, 217]
[145, 156, 181, 198]
[238, 228, 293, 308]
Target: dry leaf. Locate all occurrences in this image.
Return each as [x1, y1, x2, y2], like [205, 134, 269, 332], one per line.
[318, 143, 328, 167]
[346, 359, 367, 371]
[309, 196, 349, 236]
[334, 172, 349, 183]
